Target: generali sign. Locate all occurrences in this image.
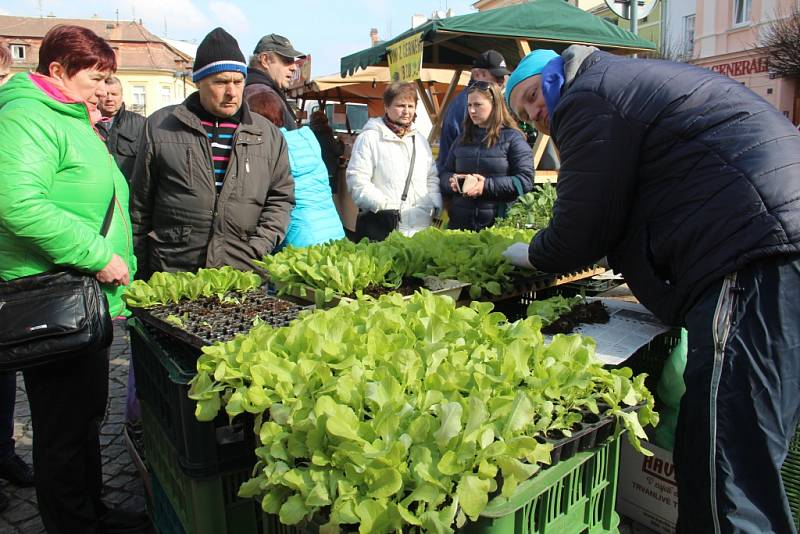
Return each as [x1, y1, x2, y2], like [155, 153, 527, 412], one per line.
[710, 56, 769, 77]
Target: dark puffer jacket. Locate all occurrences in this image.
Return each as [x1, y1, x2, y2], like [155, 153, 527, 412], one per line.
[530, 47, 800, 325]
[440, 127, 534, 231]
[244, 68, 297, 130]
[98, 103, 145, 183]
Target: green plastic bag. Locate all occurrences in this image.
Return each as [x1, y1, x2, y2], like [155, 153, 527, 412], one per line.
[652, 328, 688, 451]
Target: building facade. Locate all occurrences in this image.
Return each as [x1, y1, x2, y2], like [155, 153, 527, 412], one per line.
[691, 0, 798, 123]
[662, 0, 698, 61]
[588, 2, 663, 55]
[0, 15, 195, 116]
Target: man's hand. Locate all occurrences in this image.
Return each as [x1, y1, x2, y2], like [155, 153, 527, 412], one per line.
[502, 242, 534, 269]
[96, 254, 130, 286]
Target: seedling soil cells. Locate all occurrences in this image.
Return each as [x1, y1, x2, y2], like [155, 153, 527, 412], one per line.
[541, 300, 610, 335]
[360, 277, 424, 298]
[145, 290, 306, 345]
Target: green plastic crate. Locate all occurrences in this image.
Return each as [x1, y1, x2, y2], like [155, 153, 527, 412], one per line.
[151, 474, 187, 534]
[142, 402, 261, 534]
[262, 436, 621, 534]
[783, 431, 800, 530]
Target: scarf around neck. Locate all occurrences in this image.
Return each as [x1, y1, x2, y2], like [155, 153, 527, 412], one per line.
[541, 57, 566, 119]
[383, 114, 413, 138]
[29, 72, 104, 125]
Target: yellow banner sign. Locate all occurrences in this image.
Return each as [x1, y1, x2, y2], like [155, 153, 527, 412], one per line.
[387, 33, 423, 82]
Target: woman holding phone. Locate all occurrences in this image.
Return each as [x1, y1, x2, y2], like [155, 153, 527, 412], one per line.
[440, 81, 533, 231]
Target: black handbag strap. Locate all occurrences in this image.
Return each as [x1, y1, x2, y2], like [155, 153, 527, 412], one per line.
[100, 186, 116, 238]
[400, 136, 417, 203]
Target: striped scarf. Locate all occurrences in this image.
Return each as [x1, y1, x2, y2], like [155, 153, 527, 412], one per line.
[201, 118, 239, 194]
[187, 98, 242, 194]
[382, 114, 413, 138]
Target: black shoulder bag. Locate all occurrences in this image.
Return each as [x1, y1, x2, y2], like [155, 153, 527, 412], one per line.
[355, 136, 417, 242]
[0, 192, 117, 370]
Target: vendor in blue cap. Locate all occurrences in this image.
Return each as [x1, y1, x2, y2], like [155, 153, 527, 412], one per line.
[503, 45, 800, 534]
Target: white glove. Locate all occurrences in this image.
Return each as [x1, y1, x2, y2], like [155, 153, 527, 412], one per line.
[502, 242, 534, 269]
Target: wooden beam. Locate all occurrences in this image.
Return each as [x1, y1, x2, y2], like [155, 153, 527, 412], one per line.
[428, 68, 462, 144]
[415, 79, 436, 121]
[531, 133, 550, 169]
[439, 68, 463, 114]
[438, 40, 482, 61]
[516, 39, 531, 58]
[430, 87, 441, 116]
[534, 170, 558, 184]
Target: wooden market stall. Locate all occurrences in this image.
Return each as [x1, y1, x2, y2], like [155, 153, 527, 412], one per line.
[289, 65, 471, 124]
[339, 0, 656, 180]
[289, 67, 471, 232]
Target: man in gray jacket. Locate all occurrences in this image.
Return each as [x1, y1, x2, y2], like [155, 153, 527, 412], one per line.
[131, 27, 294, 279]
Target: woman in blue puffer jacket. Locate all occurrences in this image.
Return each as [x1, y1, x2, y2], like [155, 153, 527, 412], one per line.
[248, 91, 345, 248]
[440, 82, 534, 231]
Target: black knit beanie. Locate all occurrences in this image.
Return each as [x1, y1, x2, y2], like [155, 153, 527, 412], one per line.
[192, 27, 247, 83]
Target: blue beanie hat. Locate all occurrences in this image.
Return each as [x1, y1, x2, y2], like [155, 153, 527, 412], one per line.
[505, 49, 560, 108]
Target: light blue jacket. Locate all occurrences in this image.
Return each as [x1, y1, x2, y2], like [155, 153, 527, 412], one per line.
[278, 127, 345, 249]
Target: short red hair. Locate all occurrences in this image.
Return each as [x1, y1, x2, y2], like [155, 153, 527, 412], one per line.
[36, 25, 116, 77]
[247, 90, 285, 127]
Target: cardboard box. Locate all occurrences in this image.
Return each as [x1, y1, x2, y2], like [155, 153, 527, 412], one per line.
[616, 440, 678, 534]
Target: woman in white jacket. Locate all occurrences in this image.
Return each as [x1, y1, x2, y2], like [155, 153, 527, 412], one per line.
[346, 82, 442, 240]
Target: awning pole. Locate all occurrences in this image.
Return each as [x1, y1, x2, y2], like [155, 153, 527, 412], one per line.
[415, 79, 437, 122]
[429, 68, 462, 143]
[516, 39, 532, 58]
[532, 133, 550, 169]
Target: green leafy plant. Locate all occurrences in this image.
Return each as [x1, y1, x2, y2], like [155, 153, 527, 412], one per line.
[525, 295, 582, 325]
[495, 184, 557, 229]
[122, 266, 262, 308]
[189, 292, 657, 534]
[254, 239, 401, 306]
[260, 227, 537, 303]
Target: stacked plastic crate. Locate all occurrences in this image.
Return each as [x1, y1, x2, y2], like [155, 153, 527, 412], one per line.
[129, 318, 262, 534]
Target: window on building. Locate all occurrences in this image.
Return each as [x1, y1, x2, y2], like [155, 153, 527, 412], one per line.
[603, 17, 618, 26]
[10, 44, 25, 60]
[130, 85, 146, 115]
[683, 15, 696, 59]
[161, 86, 172, 107]
[733, 0, 751, 25]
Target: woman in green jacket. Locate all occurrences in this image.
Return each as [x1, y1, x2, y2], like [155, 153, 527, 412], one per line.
[0, 26, 143, 533]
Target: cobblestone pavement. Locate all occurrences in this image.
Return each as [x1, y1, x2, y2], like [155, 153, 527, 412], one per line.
[0, 321, 149, 534]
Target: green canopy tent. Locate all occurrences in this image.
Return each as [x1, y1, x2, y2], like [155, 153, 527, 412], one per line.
[340, 0, 655, 174]
[341, 0, 655, 77]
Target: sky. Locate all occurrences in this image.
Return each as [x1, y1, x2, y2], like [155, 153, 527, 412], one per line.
[0, 0, 478, 75]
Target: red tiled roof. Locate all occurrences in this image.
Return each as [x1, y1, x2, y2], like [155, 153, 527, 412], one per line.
[0, 15, 192, 72]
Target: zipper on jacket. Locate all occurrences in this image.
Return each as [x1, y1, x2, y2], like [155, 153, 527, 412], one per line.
[201, 125, 221, 220]
[106, 153, 132, 260]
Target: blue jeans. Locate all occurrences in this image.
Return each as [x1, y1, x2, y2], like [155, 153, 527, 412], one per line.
[0, 370, 16, 462]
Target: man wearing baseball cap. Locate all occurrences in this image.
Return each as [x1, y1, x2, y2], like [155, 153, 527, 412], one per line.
[245, 33, 307, 130]
[502, 45, 800, 534]
[131, 27, 294, 278]
[436, 50, 509, 171]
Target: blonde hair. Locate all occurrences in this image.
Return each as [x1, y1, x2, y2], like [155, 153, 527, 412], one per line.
[461, 82, 520, 148]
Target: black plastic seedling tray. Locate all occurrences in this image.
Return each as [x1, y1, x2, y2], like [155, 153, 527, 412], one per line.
[131, 289, 310, 348]
[537, 403, 641, 465]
